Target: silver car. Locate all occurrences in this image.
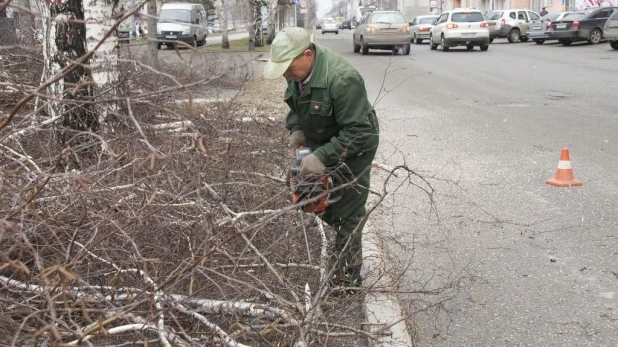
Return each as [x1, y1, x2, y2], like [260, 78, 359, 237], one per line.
[410, 15, 439, 44]
[353, 11, 412, 55]
[322, 19, 339, 34]
[484, 9, 542, 43]
[604, 10, 618, 49]
[527, 12, 571, 44]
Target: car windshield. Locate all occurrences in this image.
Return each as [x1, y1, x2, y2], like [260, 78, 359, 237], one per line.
[543, 13, 561, 21]
[419, 17, 437, 24]
[159, 9, 192, 23]
[562, 12, 585, 20]
[485, 11, 503, 20]
[369, 13, 407, 24]
[324, 20, 335, 24]
[451, 12, 485, 22]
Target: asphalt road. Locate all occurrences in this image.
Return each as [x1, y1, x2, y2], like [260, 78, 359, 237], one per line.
[314, 30, 618, 345]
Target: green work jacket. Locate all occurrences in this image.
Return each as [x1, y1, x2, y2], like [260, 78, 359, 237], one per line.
[284, 44, 379, 170]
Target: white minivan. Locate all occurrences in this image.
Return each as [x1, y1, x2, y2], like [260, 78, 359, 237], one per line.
[157, 2, 208, 49]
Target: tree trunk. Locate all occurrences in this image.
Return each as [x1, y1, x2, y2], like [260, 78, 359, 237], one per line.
[253, 0, 263, 47]
[219, 0, 229, 49]
[146, 0, 157, 66]
[41, 0, 121, 154]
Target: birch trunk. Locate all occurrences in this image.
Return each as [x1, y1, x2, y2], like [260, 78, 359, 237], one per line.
[146, 0, 157, 66]
[219, 0, 229, 49]
[40, 0, 62, 122]
[40, 0, 123, 150]
[84, 0, 121, 125]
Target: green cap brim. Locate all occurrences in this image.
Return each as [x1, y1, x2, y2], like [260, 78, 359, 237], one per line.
[263, 59, 293, 80]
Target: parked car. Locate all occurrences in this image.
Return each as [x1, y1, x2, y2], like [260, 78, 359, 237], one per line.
[353, 11, 412, 55]
[322, 19, 339, 34]
[484, 9, 542, 43]
[604, 9, 618, 49]
[527, 12, 571, 44]
[548, 7, 618, 46]
[117, 18, 132, 44]
[316, 21, 322, 29]
[340, 20, 352, 30]
[429, 8, 490, 51]
[157, 2, 208, 49]
[409, 15, 439, 44]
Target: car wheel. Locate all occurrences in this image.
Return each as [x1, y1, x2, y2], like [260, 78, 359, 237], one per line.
[361, 38, 369, 55]
[322, 31, 325, 35]
[336, 31, 339, 34]
[441, 36, 449, 51]
[588, 28, 602, 44]
[534, 39, 545, 44]
[157, 43, 162, 50]
[489, 38, 494, 43]
[480, 44, 489, 51]
[430, 35, 438, 50]
[403, 43, 411, 55]
[353, 36, 360, 53]
[466, 45, 474, 50]
[520, 36, 529, 42]
[610, 40, 618, 50]
[507, 29, 520, 43]
[560, 39, 572, 46]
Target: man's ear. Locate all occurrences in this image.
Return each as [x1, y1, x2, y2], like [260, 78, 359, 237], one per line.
[303, 49, 314, 59]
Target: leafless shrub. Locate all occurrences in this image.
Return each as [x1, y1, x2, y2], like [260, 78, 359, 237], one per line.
[0, 36, 394, 346]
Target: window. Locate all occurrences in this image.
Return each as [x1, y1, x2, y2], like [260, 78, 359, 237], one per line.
[485, 11, 503, 20]
[564, 12, 585, 20]
[544, 13, 561, 21]
[159, 9, 192, 23]
[451, 12, 485, 22]
[600, 9, 614, 18]
[411, 18, 417, 25]
[517, 11, 527, 20]
[419, 17, 437, 24]
[528, 12, 540, 20]
[509, 12, 516, 19]
[368, 12, 408, 24]
[438, 14, 447, 23]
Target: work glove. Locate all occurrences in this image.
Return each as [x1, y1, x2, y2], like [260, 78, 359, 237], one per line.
[289, 130, 306, 149]
[299, 153, 325, 177]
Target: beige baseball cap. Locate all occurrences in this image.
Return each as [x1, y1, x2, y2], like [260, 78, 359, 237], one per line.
[263, 27, 311, 80]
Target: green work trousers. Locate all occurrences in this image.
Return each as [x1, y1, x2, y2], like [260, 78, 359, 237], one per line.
[321, 152, 374, 285]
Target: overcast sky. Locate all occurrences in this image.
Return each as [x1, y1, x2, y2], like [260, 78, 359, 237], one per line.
[316, 0, 335, 19]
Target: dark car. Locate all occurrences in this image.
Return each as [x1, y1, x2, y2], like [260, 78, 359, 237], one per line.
[548, 7, 618, 45]
[340, 20, 352, 30]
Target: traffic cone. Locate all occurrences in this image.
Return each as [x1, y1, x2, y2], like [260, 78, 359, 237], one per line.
[546, 147, 583, 187]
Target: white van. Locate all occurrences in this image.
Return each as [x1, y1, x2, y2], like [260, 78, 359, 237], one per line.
[157, 2, 207, 49]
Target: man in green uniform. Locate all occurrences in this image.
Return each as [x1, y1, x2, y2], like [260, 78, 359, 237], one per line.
[263, 27, 379, 287]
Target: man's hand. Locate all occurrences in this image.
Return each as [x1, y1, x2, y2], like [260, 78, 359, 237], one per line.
[289, 130, 306, 149]
[299, 153, 325, 177]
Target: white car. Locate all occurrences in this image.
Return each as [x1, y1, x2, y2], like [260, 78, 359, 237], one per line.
[429, 8, 490, 51]
[322, 20, 339, 34]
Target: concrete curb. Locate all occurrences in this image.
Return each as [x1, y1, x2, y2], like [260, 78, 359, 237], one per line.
[362, 217, 413, 346]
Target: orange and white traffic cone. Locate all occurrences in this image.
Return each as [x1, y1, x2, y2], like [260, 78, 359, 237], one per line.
[546, 147, 583, 187]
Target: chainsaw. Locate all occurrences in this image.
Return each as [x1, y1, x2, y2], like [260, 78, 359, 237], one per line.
[289, 147, 344, 214]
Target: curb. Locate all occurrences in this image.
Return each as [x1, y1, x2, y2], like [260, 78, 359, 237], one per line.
[361, 214, 413, 346]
